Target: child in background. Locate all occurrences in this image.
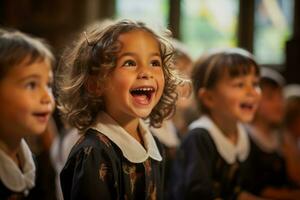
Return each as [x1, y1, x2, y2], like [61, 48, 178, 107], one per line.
[0, 29, 55, 199]
[151, 38, 196, 149]
[57, 20, 182, 200]
[150, 38, 196, 198]
[25, 117, 58, 200]
[170, 48, 264, 200]
[283, 85, 300, 185]
[243, 68, 300, 199]
[284, 84, 300, 150]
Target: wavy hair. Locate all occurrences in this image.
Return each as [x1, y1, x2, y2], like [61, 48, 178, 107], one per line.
[56, 19, 184, 131]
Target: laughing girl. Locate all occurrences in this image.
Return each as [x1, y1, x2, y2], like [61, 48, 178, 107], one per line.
[57, 20, 182, 200]
[170, 48, 264, 200]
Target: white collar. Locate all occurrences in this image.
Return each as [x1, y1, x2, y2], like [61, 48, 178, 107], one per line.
[90, 112, 162, 163]
[0, 139, 35, 192]
[150, 120, 180, 148]
[189, 115, 250, 164]
[245, 124, 280, 153]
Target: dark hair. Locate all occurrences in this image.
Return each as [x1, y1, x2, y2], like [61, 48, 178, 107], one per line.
[0, 29, 54, 80]
[284, 96, 300, 127]
[56, 19, 183, 131]
[259, 67, 285, 90]
[192, 48, 260, 113]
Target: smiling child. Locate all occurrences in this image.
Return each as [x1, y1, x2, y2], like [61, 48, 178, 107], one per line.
[57, 20, 182, 200]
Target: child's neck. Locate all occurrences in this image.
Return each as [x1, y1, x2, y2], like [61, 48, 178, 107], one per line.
[209, 114, 238, 144]
[116, 117, 144, 145]
[0, 136, 22, 165]
[252, 119, 274, 137]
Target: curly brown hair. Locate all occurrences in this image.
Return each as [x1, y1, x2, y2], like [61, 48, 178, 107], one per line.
[56, 19, 183, 131]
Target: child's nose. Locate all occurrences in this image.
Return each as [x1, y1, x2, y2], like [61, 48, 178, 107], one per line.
[41, 87, 54, 106]
[247, 85, 261, 97]
[137, 66, 154, 79]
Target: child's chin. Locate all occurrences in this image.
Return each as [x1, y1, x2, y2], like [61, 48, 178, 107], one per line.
[239, 115, 255, 123]
[30, 126, 48, 136]
[134, 111, 152, 119]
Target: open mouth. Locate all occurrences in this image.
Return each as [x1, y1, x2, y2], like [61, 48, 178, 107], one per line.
[130, 87, 155, 105]
[240, 102, 254, 111]
[33, 112, 50, 122]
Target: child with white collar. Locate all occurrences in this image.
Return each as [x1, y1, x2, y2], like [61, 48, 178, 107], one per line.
[243, 68, 300, 199]
[0, 29, 55, 199]
[170, 48, 265, 200]
[57, 20, 182, 200]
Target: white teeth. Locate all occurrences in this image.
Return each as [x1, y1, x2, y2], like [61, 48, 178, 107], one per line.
[132, 87, 154, 92]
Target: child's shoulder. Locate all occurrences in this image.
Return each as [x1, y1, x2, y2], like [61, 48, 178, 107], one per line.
[183, 127, 213, 144]
[180, 127, 215, 153]
[67, 129, 119, 161]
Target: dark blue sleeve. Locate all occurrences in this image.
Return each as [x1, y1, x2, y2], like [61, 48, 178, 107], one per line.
[60, 145, 116, 200]
[169, 128, 216, 200]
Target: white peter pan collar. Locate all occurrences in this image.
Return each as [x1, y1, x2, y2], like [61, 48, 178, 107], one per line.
[189, 115, 250, 164]
[245, 125, 280, 153]
[90, 112, 162, 163]
[150, 120, 180, 148]
[0, 139, 35, 193]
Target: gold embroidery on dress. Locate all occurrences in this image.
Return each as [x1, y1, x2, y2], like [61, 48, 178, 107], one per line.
[143, 159, 152, 176]
[147, 181, 157, 200]
[123, 164, 137, 194]
[83, 146, 92, 155]
[99, 163, 108, 182]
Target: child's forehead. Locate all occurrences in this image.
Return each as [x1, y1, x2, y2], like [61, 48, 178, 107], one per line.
[117, 29, 157, 42]
[116, 30, 161, 54]
[220, 66, 259, 80]
[223, 64, 258, 76]
[13, 57, 51, 73]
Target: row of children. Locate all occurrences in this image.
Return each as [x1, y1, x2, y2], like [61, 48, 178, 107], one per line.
[0, 19, 300, 200]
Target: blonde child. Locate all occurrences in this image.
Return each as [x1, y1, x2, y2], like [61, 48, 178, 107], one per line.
[57, 20, 182, 200]
[0, 29, 55, 199]
[170, 48, 264, 200]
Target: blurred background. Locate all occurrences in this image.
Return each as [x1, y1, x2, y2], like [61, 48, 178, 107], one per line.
[0, 0, 299, 84]
[1, 1, 300, 200]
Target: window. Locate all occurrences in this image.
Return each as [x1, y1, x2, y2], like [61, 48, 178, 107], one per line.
[181, 0, 239, 59]
[116, 0, 169, 30]
[254, 0, 294, 64]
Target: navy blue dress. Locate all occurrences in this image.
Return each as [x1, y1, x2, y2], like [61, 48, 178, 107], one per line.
[241, 136, 296, 195]
[60, 129, 165, 200]
[169, 128, 245, 200]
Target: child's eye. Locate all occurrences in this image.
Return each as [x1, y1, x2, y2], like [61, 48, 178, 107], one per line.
[123, 60, 136, 67]
[47, 81, 53, 91]
[233, 82, 244, 88]
[26, 81, 37, 90]
[253, 81, 260, 88]
[150, 60, 162, 67]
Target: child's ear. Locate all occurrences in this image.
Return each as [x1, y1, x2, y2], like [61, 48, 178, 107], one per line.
[85, 75, 103, 96]
[198, 88, 214, 109]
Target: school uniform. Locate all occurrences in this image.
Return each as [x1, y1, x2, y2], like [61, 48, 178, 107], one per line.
[241, 125, 294, 195]
[60, 112, 165, 200]
[0, 139, 36, 199]
[169, 115, 250, 200]
[150, 120, 180, 199]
